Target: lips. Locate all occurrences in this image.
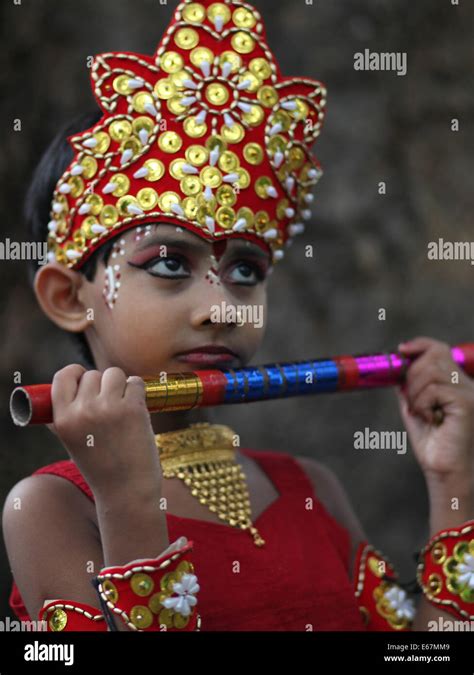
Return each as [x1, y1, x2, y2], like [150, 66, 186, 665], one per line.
[176, 353, 236, 365]
[176, 346, 239, 366]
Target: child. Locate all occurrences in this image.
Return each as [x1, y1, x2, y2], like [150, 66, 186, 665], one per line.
[3, 0, 474, 632]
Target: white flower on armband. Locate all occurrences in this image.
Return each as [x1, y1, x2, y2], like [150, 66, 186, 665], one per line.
[383, 585, 416, 621]
[162, 573, 200, 617]
[456, 552, 474, 590]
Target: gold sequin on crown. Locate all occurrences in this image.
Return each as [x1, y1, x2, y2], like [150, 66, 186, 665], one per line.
[47, 0, 327, 269]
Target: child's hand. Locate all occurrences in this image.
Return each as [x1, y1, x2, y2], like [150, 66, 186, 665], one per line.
[49, 364, 163, 501]
[395, 337, 474, 486]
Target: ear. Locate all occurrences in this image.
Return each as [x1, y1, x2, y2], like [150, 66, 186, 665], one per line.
[33, 263, 91, 333]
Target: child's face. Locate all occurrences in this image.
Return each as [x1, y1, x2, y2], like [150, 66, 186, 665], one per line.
[76, 223, 271, 375]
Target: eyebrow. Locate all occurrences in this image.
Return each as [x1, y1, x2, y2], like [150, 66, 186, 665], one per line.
[133, 235, 271, 261]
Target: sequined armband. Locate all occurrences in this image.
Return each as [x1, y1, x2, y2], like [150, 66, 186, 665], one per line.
[39, 600, 107, 632]
[417, 520, 474, 620]
[353, 542, 415, 631]
[91, 536, 201, 631]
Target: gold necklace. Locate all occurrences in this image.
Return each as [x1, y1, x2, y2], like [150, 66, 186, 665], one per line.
[155, 422, 265, 547]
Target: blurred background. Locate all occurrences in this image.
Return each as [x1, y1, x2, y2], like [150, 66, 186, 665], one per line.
[1, 0, 473, 619]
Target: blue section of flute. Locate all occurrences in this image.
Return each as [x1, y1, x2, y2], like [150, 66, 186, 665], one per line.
[222, 360, 340, 403]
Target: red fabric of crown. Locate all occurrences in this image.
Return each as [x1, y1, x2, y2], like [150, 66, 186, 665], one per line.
[47, 0, 327, 268]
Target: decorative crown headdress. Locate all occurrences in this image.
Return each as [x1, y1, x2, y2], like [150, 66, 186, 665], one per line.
[47, 0, 327, 268]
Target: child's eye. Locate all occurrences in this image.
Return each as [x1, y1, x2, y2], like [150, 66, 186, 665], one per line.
[149, 256, 190, 278]
[134, 255, 190, 279]
[129, 256, 267, 284]
[228, 261, 266, 285]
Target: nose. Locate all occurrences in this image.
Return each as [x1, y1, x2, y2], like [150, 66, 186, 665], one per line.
[189, 274, 238, 329]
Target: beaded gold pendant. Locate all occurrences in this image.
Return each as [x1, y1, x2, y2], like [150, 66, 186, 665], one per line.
[156, 422, 265, 547]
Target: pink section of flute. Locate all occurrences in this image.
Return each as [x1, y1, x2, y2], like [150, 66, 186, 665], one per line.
[350, 346, 473, 389]
[351, 352, 407, 388]
[452, 346, 466, 366]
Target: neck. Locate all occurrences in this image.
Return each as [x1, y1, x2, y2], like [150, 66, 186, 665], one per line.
[150, 406, 216, 435]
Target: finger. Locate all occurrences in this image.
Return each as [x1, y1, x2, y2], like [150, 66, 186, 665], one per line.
[410, 382, 453, 425]
[400, 342, 453, 369]
[396, 385, 418, 419]
[51, 364, 87, 411]
[398, 340, 440, 380]
[395, 387, 425, 434]
[398, 336, 447, 354]
[124, 376, 147, 403]
[99, 367, 128, 399]
[75, 370, 102, 401]
[405, 345, 455, 375]
[402, 341, 454, 388]
[404, 355, 458, 402]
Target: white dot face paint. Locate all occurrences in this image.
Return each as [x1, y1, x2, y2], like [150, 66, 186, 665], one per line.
[133, 224, 154, 244]
[205, 253, 221, 286]
[103, 238, 126, 309]
[103, 263, 121, 309]
[102, 225, 159, 309]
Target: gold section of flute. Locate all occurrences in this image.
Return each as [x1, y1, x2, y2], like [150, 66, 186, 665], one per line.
[143, 373, 203, 412]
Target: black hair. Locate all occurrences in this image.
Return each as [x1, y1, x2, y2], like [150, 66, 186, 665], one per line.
[24, 109, 121, 369]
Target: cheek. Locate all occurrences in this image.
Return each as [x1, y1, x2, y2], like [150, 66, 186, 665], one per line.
[96, 277, 180, 349]
[93, 298, 181, 374]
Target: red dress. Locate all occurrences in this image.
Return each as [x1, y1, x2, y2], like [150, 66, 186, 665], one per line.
[9, 448, 366, 630]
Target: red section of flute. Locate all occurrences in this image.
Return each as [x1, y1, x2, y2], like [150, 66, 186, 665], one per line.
[333, 356, 360, 389]
[195, 369, 228, 406]
[23, 385, 53, 425]
[458, 344, 474, 376]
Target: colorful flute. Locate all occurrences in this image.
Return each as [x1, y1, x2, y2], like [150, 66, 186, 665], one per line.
[10, 343, 474, 427]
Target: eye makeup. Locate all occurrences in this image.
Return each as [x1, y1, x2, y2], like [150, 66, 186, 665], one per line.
[125, 225, 272, 285]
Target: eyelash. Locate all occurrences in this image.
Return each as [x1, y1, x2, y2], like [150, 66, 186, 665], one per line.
[130, 254, 266, 284]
